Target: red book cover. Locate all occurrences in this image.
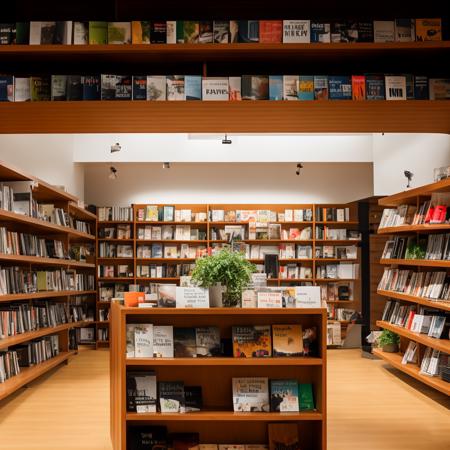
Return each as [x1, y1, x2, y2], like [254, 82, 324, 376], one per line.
[406, 311, 415, 329]
[352, 75, 366, 100]
[259, 20, 282, 43]
[424, 206, 435, 223]
[430, 205, 447, 223]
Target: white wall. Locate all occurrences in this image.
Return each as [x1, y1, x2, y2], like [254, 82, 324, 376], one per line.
[373, 134, 450, 196]
[83, 162, 374, 206]
[0, 135, 84, 200]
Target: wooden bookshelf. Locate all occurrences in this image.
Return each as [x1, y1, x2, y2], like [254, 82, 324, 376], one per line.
[377, 289, 450, 312]
[0, 290, 97, 303]
[110, 303, 327, 449]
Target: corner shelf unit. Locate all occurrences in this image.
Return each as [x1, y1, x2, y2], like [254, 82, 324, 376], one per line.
[110, 303, 327, 449]
[376, 179, 450, 394]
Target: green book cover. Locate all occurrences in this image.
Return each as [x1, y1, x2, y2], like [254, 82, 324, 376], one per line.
[36, 271, 48, 291]
[30, 77, 51, 101]
[298, 383, 315, 411]
[89, 21, 107, 44]
[176, 20, 184, 43]
[15, 22, 29, 44]
[184, 21, 199, 43]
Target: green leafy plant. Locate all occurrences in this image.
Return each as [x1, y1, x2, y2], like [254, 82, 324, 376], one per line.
[378, 329, 400, 347]
[191, 248, 257, 307]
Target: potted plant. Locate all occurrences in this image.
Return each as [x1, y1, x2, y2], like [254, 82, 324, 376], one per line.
[378, 329, 400, 353]
[191, 248, 256, 307]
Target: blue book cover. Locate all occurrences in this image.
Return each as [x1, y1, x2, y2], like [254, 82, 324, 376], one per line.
[0, 75, 14, 101]
[328, 76, 352, 100]
[270, 380, 299, 412]
[151, 243, 163, 258]
[132, 76, 147, 100]
[310, 22, 330, 43]
[82, 75, 101, 100]
[365, 74, 385, 100]
[298, 75, 314, 100]
[414, 76, 429, 100]
[185, 75, 202, 100]
[269, 76, 283, 100]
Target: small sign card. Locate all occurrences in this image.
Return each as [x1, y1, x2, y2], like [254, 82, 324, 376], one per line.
[257, 291, 283, 308]
[295, 286, 321, 308]
[242, 289, 257, 308]
[176, 287, 210, 308]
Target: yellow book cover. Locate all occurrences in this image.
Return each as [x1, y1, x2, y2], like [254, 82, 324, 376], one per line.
[132, 21, 143, 44]
[36, 271, 48, 291]
[272, 324, 304, 356]
[232, 325, 272, 357]
[415, 18, 441, 41]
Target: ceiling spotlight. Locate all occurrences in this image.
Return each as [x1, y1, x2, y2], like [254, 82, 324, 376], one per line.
[110, 142, 121, 153]
[222, 134, 232, 145]
[404, 170, 413, 188]
[109, 166, 118, 180]
[163, 162, 171, 169]
[296, 163, 304, 176]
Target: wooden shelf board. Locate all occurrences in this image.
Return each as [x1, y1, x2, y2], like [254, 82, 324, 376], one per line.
[68, 203, 97, 221]
[126, 410, 322, 422]
[126, 357, 323, 366]
[326, 300, 355, 304]
[1, 101, 449, 134]
[97, 257, 135, 261]
[98, 238, 134, 242]
[372, 348, 450, 396]
[249, 259, 314, 263]
[377, 289, 450, 312]
[32, 180, 77, 203]
[136, 221, 207, 225]
[135, 258, 196, 262]
[378, 224, 450, 234]
[98, 277, 134, 282]
[0, 253, 95, 268]
[0, 290, 97, 302]
[314, 239, 361, 244]
[315, 258, 358, 262]
[136, 240, 207, 244]
[380, 258, 450, 267]
[376, 320, 450, 353]
[244, 239, 313, 244]
[0, 351, 75, 401]
[135, 277, 179, 282]
[98, 221, 133, 224]
[315, 278, 357, 282]
[315, 221, 359, 225]
[0, 160, 34, 182]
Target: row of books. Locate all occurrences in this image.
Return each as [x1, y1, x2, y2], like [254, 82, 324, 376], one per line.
[316, 263, 359, 280]
[0, 335, 59, 383]
[136, 244, 206, 259]
[97, 206, 133, 222]
[2, 74, 449, 102]
[0, 267, 95, 295]
[98, 309, 110, 322]
[137, 225, 206, 241]
[315, 207, 351, 222]
[419, 347, 448, 377]
[99, 243, 134, 258]
[0, 19, 443, 46]
[382, 234, 450, 260]
[327, 306, 356, 321]
[315, 226, 361, 241]
[381, 300, 447, 339]
[99, 264, 134, 278]
[278, 265, 313, 280]
[99, 224, 132, 239]
[378, 268, 450, 301]
[135, 264, 195, 279]
[321, 282, 354, 301]
[97, 328, 109, 342]
[211, 225, 313, 241]
[316, 245, 357, 259]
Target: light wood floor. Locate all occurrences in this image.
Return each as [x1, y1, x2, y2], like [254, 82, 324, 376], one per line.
[0, 348, 449, 450]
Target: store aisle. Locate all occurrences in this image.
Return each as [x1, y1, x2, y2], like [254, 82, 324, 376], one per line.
[0, 349, 449, 450]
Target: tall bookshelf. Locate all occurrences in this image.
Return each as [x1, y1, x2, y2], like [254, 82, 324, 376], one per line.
[375, 178, 450, 396]
[97, 203, 360, 347]
[110, 303, 327, 449]
[0, 161, 97, 400]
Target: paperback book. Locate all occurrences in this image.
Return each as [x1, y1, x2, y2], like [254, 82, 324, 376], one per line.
[158, 381, 185, 413]
[126, 370, 157, 413]
[270, 379, 299, 412]
[232, 325, 272, 358]
[232, 377, 270, 412]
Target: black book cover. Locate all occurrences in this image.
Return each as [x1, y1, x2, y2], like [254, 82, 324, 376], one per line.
[127, 426, 168, 450]
[82, 75, 101, 100]
[54, 21, 67, 44]
[414, 76, 429, 100]
[199, 20, 213, 43]
[40, 23, 56, 44]
[133, 76, 147, 100]
[15, 22, 29, 44]
[331, 21, 350, 42]
[66, 76, 83, 101]
[158, 381, 185, 412]
[337, 285, 350, 300]
[184, 386, 202, 411]
[174, 328, 196, 357]
[0, 23, 14, 44]
[45, 240, 56, 258]
[238, 20, 259, 43]
[15, 346, 31, 367]
[115, 75, 132, 100]
[264, 254, 279, 279]
[357, 21, 374, 42]
[150, 21, 166, 43]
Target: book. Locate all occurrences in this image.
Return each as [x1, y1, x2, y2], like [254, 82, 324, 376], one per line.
[270, 380, 299, 412]
[395, 19, 415, 42]
[30, 76, 50, 101]
[232, 325, 271, 358]
[357, 22, 374, 42]
[108, 22, 131, 44]
[176, 21, 184, 43]
[282, 20, 310, 43]
[238, 20, 259, 43]
[101, 74, 132, 100]
[298, 75, 314, 100]
[51, 75, 67, 101]
[352, 75, 366, 100]
[158, 381, 185, 413]
[314, 75, 328, 100]
[283, 75, 298, 101]
[66, 75, 83, 101]
[429, 79, 450, 100]
[134, 324, 153, 357]
[0, 23, 14, 45]
[268, 424, 300, 450]
[158, 284, 176, 307]
[89, 21, 108, 45]
[310, 22, 331, 43]
[373, 21, 395, 42]
[414, 76, 429, 100]
[126, 371, 157, 413]
[127, 426, 167, 450]
[132, 21, 151, 44]
[385, 76, 407, 100]
[230, 20, 239, 43]
[167, 76, 185, 101]
[29, 21, 56, 44]
[82, 75, 101, 100]
[195, 327, 221, 356]
[366, 74, 385, 100]
[416, 18, 441, 41]
[15, 22, 29, 45]
[328, 76, 352, 100]
[298, 383, 315, 410]
[0, 76, 14, 102]
[272, 324, 303, 356]
[151, 21, 166, 44]
[184, 386, 202, 412]
[331, 21, 356, 42]
[259, 20, 282, 43]
[153, 325, 174, 358]
[242, 75, 269, 100]
[269, 75, 283, 100]
[199, 21, 213, 44]
[174, 327, 197, 357]
[73, 22, 88, 44]
[202, 77, 229, 101]
[147, 76, 166, 101]
[173, 433, 200, 450]
[185, 75, 202, 100]
[132, 76, 147, 100]
[229, 77, 242, 100]
[166, 21, 176, 44]
[184, 21, 199, 44]
[232, 377, 269, 412]
[213, 20, 230, 43]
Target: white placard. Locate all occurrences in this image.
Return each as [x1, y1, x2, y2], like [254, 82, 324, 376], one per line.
[176, 287, 210, 308]
[295, 286, 321, 308]
[242, 289, 257, 308]
[257, 291, 283, 308]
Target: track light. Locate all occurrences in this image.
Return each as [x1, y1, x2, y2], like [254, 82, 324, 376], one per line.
[222, 134, 232, 144]
[109, 166, 118, 180]
[296, 163, 304, 176]
[110, 142, 121, 153]
[404, 170, 413, 188]
[163, 162, 171, 169]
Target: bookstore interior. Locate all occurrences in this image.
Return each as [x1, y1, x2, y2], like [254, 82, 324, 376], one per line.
[0, 1, 450, 450]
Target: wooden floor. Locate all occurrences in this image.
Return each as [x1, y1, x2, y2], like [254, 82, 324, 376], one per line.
[0, 348, 449, 450]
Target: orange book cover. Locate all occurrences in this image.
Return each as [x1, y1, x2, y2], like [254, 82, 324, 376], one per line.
[352, 75, 366, 100]
[131, 21, 143, 44]
[415, 18, 442, 41]
[124, 291, 145, 307]
[232, 325, 272, 357]
[259, 20, 283, 43]
[272, 324, 303, 356]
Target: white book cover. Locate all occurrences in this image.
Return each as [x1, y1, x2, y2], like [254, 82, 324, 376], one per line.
[283, 75, 299, 100]
[295, 286, 321, 308]
[129, 372, 157, 413]
[202, 77, 229, 100]
[229, 76, 242, 100]
[153, 325, 174, 357]
[242, 289, 257, 308]
[374, 21, 395, 42]
[126, 324, 137, 358]
[73, 22, 88, 44]
[29, 22, 54, 45]
[147, 76, 166, 100]
[395, 19, 415, 42]
[134, 324, 154, 357]
[232, 377, 269, 412]
[257, 291, 283, 308]
[166, 21, 176, 43]
[385, 76, 407, 100]
[13, 78, 30, 102]
[283, 20, 310, 43]
[167, 76, 185, 101]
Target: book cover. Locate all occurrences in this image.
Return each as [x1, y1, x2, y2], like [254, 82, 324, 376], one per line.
[30, 76, 50, 101]
[414, 76, 429, 99]
[158, 381, 185, 413]
[132, 76, 147, 100]
[314, 75, 328, 100]
[185, 75, 202, 100]
[0, 23, 14, 45]
[184, 21, 199, 43]
[328, 76, 352, 100]
[201, 77, 229, 100]
[416, 18, 442, 41]
[89, 21, 108, 44]
[166, 21, 176, 44]
[365, 74, 385, 100]
[14, 77, 30, 102]
[199, 21, 213, 43]
[132, 21, 150, 44]
[232, 377, 270, 412]
[174, 327, 197, 357]
[184, 386, 202, 412]
[298, 383, 315, 410]
[158, 284, 176, 307]
[232, 325, 271, 358]
[331, 21, 353, 42]
[73, 22, 88, 44]
[214, 20, 230, 43]
[82, 75, 101, 100]
[298, 75, 314, 100]
[147, 76, 166, 101]
[126, 370, 157, 413]
[230, 20, 239, 43]
[272, 324, 303, 356]
[151, 21, 167, 43]
[176, 20, 184, 43]
[15, 22, 30, 45]
[66, 75, 83, 100]
[270, 380, 299, 412]
[127, 426, 167, 450]
[282, 75, 298, 100]
[167, 75, 185, 101]
[195, 326, 221, 356]
[237, 20, 259, 43]
[310, 22, 331, 43]
[429, 79, 450, 100]
[51, 75, 67, 101]
[134, 324, 153, 357]
[0, 75, 14, 102]
[108, 22, 131, 44]
[259, 20, 282, 43]
[31, 21, 57, 44]
[269, 75, 283, 100]
[172, 433, 200, 450]
[229, 76, 242, 100]
[404, 74, 415, 99]
[357, 22, 374, 42]
[395, 19, 415, 42]
[241, 75, 269, 100]
[385, 75, 407, 100]
[352, 75, 366, 100]
[55, 21, 72, 44]
[268, 424, 299, 450]
[153, 325, 174, 357]
[373, 21, 395, 42]
[283, 20, 310, 43]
